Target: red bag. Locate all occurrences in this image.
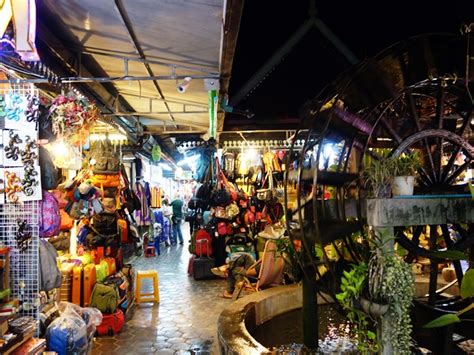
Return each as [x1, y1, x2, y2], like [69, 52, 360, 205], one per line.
[217, 222, 227, 236]
[96, 309, 125, 336]
[194, 229, 213, 257]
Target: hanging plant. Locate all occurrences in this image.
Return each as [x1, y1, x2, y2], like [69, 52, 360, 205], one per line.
[49, 93, 99, 144]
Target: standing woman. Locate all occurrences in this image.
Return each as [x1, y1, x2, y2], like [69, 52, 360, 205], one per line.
[160, 199, 172, 247]
[170, 195, 184, 245]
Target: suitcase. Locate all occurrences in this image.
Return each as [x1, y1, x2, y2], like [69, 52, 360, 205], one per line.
[82, 264, 97, 307]
[192, 257, 215, 280]
[96, 309, 125, 336]
[117, 219, 128, 243]
[104, 257, 116, 276]
[192, 239, 215, 280]
[187, 255, 195, 276]
[96, 261, 109, 282]
[59, 263, 74, 302]
[71, 266, 82, 305]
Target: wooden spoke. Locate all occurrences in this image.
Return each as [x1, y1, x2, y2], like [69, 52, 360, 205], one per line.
[404, 226, 424, 263]
[406, 90, 437, 181]
[435, 85, 445, 181]
[428, 225, 439, 306]
[380, 116, 402, 144]
[440, 225, 464, 284]
[444, 158, 471, 185]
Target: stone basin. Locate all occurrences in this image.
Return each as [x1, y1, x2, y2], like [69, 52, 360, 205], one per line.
[216, 278, 460, 354]
[217, 284, 327, 354]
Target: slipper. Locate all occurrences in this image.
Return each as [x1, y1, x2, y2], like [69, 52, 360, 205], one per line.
[219, 291, 233, 299]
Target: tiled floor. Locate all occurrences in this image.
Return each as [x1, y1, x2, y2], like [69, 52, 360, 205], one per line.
[91, 227, 230, 355]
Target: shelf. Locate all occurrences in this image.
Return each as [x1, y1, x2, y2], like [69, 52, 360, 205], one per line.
[1, 331, 34, 355]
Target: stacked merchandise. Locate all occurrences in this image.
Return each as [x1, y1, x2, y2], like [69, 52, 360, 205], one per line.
[0, 316, 39, 354]
[188, 149, 288, 279]
[90, 264, 135, 336]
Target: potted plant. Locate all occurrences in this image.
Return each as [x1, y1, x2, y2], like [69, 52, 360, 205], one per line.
[391, 152, 422, 196]
[363, 158, 396, 198]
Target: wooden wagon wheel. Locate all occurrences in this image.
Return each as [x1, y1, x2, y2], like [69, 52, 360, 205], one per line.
[285, 33, 473, 319]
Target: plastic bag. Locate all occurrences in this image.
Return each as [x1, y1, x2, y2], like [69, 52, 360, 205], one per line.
[58, 302, 103, 335]
[46, 303, 89, 355]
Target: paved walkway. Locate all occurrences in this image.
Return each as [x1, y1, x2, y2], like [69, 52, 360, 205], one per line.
[91, 226, 230, 355]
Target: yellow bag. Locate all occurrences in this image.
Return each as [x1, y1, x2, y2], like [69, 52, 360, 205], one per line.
[91, 174, 121, 188]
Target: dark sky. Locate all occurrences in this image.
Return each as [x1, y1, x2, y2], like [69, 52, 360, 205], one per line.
[226, 0, 472, 128]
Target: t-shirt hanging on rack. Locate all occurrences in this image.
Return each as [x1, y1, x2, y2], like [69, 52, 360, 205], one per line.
[150, 187, 162, 208]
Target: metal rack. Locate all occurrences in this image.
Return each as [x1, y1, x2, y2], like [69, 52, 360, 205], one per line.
[0, 84, 40, 321]
[0, 202, 40, 319]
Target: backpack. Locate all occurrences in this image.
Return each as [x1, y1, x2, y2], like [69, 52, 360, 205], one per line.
[90, 283, 119, 314]
[39, 190, 61, 238]
[190, 229, 213, 257]
[39, 147, 59, 190]
[91, 139, 120, 175]
[93, 212, 118, 236]
[39, 240, 62, 291]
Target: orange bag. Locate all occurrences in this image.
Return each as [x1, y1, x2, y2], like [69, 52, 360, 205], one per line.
[91, 174, 121, 188]
[117, 219, 128, 243]
[60, 209, 74, 230]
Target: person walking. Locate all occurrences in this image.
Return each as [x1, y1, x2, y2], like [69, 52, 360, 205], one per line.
[170, 195, 184, 245]
[161, 199, 172, 247]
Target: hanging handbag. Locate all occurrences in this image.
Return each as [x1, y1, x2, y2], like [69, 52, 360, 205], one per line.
[91, 139, 120, 175]
[256, 172, 274, 201]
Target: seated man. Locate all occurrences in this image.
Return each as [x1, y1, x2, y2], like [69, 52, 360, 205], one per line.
[211, 252, 260, 299]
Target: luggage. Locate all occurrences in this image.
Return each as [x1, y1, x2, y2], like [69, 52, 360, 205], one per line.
[39, 190, 61, 238]
[192, 239, 215, 281]
[187, 255, 195, 276]
[103, 257, 116, 275]
[117, 218, 128, 243]
[96, 309, 124, 336]
[59, 263, 74, 302]
[90, 283, 119, 314]
[83, 264, 97, 307]
[120, 264, 135, 313]
[93, 212, 118, 236]
[95, 261, 109, 282]
[192, 257, 215, 280]
[39, 240, 62, 292]
[104, 273, 129, 306]
[71, 266, 82, 305]
[190, 229, 213, 256]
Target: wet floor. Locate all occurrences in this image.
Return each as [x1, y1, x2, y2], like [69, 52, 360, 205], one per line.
[91, 226, 230, 355]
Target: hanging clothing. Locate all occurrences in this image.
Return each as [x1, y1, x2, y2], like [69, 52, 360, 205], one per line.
[150, 187, 162, 208]
[133, 182, 151, 226]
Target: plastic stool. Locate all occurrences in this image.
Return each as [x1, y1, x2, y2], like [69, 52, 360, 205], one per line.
[135, 270, 160, 304]
[144, 245, 156, 257]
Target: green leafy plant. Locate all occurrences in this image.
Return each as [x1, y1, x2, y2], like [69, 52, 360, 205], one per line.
[336, 262, 379, 353]
[363, 158, 396, 198]
[424, 268, 474, 328]
[336, 232, 415, 354]
[377, 252, 415, 354]
[274, 237, 302, 283]
[393, 152, 422, 176]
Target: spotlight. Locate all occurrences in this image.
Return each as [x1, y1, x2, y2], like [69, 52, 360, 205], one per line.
[177, 77, 192, 93]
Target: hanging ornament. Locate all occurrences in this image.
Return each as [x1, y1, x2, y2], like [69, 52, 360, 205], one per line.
[151, 145, 162, 162]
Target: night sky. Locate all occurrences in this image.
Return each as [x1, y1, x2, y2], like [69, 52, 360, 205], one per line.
[225, 0, 472, 128]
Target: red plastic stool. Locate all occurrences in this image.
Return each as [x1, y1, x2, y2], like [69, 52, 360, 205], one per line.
[144, 245, 156, 257]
